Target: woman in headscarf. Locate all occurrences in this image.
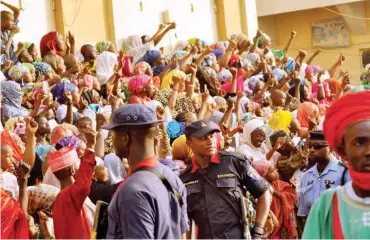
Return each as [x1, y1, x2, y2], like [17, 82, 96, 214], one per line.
[49, 124, 79, 146]
[121, 35, 155, 64]
[252, 159, 298, 239]
[1, 81, 29, 122]
[8, 63, 31, 86]
[55, 136, 86, 158]
[1, 130, 25, 162]
[161, 69, 187, 90]
[24, 42, 41, 62]
[127, 74, 154, 104]
[33, 62, 53, 79]
[39, 31, 65, 58]
[137, 50, 167, 77]
[95, 51, 118, 86]
[297, 102, 319, 129]
[4, 117, 27, 142]
[237, 117, 269, 161]
[51, 82, 79, 105]
[268, 109, 293, 134]
[95, 40, 117, 55]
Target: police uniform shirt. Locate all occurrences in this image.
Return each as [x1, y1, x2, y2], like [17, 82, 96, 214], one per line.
[297, 156, 351, 217]
[180, 151, 269, 239]
[107, 157, 188, 239]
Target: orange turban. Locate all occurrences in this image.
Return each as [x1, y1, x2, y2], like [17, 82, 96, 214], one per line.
[323, 91, 370, 156]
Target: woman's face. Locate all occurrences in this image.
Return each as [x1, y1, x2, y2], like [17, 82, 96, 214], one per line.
[23, 72, 34, 83]
[72, 92, 81, 106]
[144, 81, 157, 99]
[154, 54, 166, 66]
[77, 142, 87, 158]
[56, 33, 65, 52]
[28, 45, 38, 61]
[1, 145, 13, 170]
[251, 128, 266, 148]
[37, 116, 51, 135]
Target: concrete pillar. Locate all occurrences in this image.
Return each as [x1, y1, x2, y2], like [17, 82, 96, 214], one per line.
[240, 0, 259, 40]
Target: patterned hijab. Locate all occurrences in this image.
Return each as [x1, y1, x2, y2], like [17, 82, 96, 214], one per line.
[27, 184, 60, 215]
[1, 81, 29, 122]
[96, 41, 112, 55]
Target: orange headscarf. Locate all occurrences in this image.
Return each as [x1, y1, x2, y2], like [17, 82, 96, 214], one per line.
[1, 189, 29, 239]
[297, 102, 319, 128]
[0, 131, 24, 162]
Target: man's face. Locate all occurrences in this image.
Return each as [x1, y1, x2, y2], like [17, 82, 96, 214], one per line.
[19, 50, 33, 63]
[112, 130, 129, 160]
[343, 120, 370, 172]
[1, 12, 14, 30]
[308, 139, 330, 164]
[77, 119, 92, 133]
[187, 132, 217, 157]
[37, 116, 51, 135]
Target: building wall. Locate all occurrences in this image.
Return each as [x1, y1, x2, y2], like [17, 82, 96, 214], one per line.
[261, 3, 370, 84]
[0, 0, 55, 49]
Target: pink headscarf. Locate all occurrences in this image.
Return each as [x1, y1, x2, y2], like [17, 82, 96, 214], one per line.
[297, 102, 319, 128]
[78, 74, 97, 89]
[128, 74, 152, 94]
[252, 160, 272, 177]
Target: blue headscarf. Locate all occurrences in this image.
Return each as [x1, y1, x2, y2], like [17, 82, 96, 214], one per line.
[137, 50, 161, 66]
[33, 62, 53, 75]
[272, 68, 287, 82]
[51, 82, 78, 104]
[1, 81, 29, 122]
[284, 57, 296, 72]
[166, 120, 186, 139]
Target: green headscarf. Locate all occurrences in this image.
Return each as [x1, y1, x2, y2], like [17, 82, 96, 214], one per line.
[22, 63, 35, 73]
[257, 33, 271, 47]
[96, 41, 112, 55]
[24, 42, 34, 50]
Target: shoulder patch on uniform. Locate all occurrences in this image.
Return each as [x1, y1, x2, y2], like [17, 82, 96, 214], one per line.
[307, 180, 314, 185]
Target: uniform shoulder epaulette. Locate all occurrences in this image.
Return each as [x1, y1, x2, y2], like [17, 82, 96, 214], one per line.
[219, 151, 250, 162]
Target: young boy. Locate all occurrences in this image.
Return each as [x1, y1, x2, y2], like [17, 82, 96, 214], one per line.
[1, 1, 21, 63]
[0, 144, 19, 199]
[50, 127, 96, 239]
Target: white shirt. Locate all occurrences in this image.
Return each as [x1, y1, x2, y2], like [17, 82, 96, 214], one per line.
[0, 171, 19, 199]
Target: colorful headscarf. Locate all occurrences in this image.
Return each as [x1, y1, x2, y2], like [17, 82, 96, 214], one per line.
[1, 189, 29, 239]
[51, 82, 78, 104]
[96, 51, 118, 85]
[272, 68, 287, 82]
[247, 53, 261, 67]
[56, 136, 84, 149]
[173, 50, 187, 61]
[134, 62, 151, 75]
[8, 63, 30, 81]
[128, 74, 152, 94]
[39, 31, 63, 58]
[153, 65, 167, 77]
[251, 159, 272, 177]
[27, 184, 60, 214]
[257, 33, 271, 47]
[22, 63, 35, 73]
[96, 41, 112, 55]
[200, 54, 217, 68]
[24, 42, 34, 51]
[229, 54, 240, 68]
[161, 70, 187, 89]
[213, 48, 224, 60]
[285, 57, 296, 72]
[4, 117, 26, 136]
[297, 102, 319, 128]
[50, 124, 79, 145]
[81, 89, 100, 105]
[33, 62, 52, 75]
[188, 38, 205, 46]
[324, 91, 370, 158]
[78, 74, 97, 89]
[217, 69, 233, 83]
[268, 109, 293, 133]
[1, 131, 25, 161]
[174, 40, 189, 52]
[137, 50, 161, 66]
[166, 120, 186, 139]
[35, 144, 52, 163]
[1, 81, 29, 121]
[214, 96, 227, 110]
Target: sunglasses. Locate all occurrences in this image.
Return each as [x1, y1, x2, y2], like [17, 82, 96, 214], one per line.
[308, 144, 329, 150]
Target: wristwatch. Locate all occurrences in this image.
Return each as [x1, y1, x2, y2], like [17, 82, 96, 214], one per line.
[252, 224, 266, 238]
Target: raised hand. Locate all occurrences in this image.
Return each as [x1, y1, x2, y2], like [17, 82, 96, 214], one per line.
[83, 127, 97, 149]
[11, 26, 20, 35]
[64, 91, 73, 105]
[291, 31, 297, 38]
[236, 91, 245, 100]
[15, 161, 31, 180]
[25, 117, 38, 136]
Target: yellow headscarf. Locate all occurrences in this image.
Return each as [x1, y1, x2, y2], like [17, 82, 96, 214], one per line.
[161, 70, 187, 90]
[172, 135, 193, 161]
[268, 109, 293, 133]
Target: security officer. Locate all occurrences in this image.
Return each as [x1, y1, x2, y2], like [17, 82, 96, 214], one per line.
[180, 120, 271, 239]
[298, 130, 350, 219]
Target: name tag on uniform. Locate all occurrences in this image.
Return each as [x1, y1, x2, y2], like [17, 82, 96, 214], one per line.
[184, 180, 199, 186]
[325, 180, 335, 185]
[217, 173, 235, 179]
[307, 180, 314, 185]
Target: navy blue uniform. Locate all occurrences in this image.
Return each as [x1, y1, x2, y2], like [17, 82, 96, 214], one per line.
[180, 151, 269, 239]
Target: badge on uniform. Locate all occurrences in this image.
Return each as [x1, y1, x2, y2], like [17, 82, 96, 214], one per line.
[184, 180, 199, 186]
[217, 173, 235, 179]
[307, 180, 314, 185]
[325, 180, 335, 189]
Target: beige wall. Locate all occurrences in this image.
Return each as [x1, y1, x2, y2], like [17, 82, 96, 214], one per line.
[56, 0, 110, 48]
[264, 3, 370, 84]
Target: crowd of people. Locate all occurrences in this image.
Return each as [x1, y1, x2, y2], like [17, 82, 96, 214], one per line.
[1, 1, 370, 239]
